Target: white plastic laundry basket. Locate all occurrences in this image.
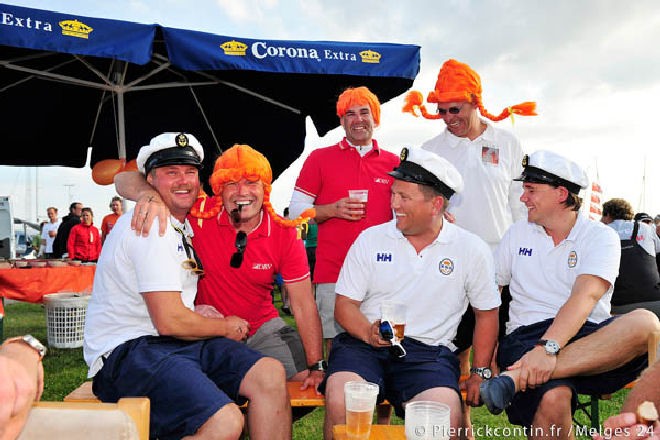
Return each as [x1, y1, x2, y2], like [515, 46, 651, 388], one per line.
[43, 292, 91, 348]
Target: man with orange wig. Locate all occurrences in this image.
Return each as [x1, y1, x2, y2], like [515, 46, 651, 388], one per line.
[115, 144, 325, 393]
[289, 86, 399, 356]
[404, 59, 537, 436]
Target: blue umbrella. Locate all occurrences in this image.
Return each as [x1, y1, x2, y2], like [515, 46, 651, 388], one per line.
[0, 3, 420, 182]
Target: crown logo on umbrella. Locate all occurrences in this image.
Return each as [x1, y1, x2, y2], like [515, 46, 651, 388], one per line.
[220, 40, 248, 56]
[59, 19, 93, 39]
[359, 50, 381, 64]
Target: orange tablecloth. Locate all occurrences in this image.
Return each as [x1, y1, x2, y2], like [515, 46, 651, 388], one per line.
[0, 266, 96, 307]
[333, 425, 405, 440]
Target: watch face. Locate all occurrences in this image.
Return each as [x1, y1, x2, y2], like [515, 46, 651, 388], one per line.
[546, 340, 560, 353]
[482, 368, 492, 379]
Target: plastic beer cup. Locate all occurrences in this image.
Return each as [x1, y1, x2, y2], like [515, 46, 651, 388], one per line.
[344, 381, 379, 440]
[405, 401, 450, 440]
[381, 300, 406, 340]
[348, 189, 368, 218]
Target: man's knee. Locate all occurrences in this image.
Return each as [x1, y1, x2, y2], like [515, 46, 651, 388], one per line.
[243, 357, 287, 395]
[536, 387, 572, 421]
[198, 403, 244, 439]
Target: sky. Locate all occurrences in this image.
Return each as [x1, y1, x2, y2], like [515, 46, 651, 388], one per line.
[1, 0, 659, 228]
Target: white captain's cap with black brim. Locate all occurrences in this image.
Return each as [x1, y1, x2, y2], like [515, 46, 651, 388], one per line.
[388, 147, 464, 199]
[514, 150, 588, 195]
[137, 132, 205, 174]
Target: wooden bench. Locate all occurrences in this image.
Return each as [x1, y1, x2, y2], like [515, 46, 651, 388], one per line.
[65, 378, 469, 406]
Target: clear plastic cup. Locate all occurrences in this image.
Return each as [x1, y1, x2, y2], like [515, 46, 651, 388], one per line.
[344, 381, 379, 440]
[381, 300, 406, 340]
[405, 401, 450, 440]
[348, 189, 369, 218]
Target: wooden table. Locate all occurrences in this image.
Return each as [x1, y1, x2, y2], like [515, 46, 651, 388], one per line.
[0, 266, 95, 337]
[333, 424, 405, 440]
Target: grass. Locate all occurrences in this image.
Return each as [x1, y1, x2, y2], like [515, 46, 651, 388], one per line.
[3, 297, 630, 439]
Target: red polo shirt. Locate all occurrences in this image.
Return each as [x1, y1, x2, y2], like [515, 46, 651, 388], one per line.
[191, 208, 309, 336]
[294, 138, 399, 283]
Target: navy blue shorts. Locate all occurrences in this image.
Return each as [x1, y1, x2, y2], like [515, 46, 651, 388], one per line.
[498, 318, 647, 427]
[92, 335, 263, 440]
[320, 333, 460, 417]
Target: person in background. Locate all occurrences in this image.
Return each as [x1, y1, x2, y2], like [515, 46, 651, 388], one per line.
[601, 198, 660, 318]
[67, 207, 101, 262]
[403, 57, 536, 436]
[51, 202, 82, 258]
[85, 132, 290, 440]
[40, 207, 60, 258]
[289, 86, 399, 357]
[0, 335, 46, 440]
[101, 196, 123, 244]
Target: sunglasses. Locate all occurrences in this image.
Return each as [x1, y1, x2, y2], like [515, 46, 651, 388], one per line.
[172, 225, 204, 275]
[436, 104, 464, 115]
[230, 231, 248, 268]
[379, 320, 406, 358]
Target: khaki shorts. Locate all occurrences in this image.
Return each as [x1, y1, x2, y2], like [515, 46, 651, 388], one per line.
[315, 283, 345, 339]
[246, 317, 307, 379]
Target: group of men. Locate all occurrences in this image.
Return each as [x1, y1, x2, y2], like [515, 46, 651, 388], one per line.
[74, 58, 660, 440]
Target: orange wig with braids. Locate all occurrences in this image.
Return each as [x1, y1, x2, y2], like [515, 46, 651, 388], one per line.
[402, 59, 537, 122]
[190, 144, 315, 228]
[336, 86, 381, 125]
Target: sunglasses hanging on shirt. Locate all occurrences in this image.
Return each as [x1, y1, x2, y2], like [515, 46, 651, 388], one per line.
[230, 231, 248, 268]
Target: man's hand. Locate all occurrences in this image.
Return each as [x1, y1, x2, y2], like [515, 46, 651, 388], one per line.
[507, 345, 557, 391]
[300, 370, 325, 394]
[333, 196, 366, 221]
[131, 192, 170, 237]
[462, 374, 484, 407]
[366, 320, 391, 348]
[0, 342, 44, 440]
[593, 412, 660, 439]
[223, 316, 250, 342]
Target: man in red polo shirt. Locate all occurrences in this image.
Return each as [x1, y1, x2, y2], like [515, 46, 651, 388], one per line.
[289, 86, 399, 355]
[115, 144, 324, 392]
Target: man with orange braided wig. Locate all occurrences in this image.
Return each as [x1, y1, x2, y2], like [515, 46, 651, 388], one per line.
[289, 86, 399, 356]
[404, 59, 536, 437]
[115, 144, 325, 393]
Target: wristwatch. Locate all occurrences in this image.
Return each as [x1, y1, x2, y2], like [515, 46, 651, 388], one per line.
[2, 334, 47, 360]
[469, 367, 493, 380]
[308, 360, 328, 372]
[536, 339, 561, 356]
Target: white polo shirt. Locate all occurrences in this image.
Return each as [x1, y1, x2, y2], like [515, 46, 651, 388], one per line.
[421, 122, 527, 251]
[606, 219, 660, 256]
[336, 219, 500, 349]
[84, 211, 199, 377]
[496, 215, 620, 335]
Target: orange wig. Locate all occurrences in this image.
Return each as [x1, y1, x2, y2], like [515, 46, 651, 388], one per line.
[190, 144, 314, 228]
[336, 86, 381, 125]
[402, 59, 537, 122]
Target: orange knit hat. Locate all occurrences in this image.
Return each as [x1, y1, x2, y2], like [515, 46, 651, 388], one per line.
[402, 59, 537, 122]
[190, 144, 314, 227]
[336, 86, 381, 125]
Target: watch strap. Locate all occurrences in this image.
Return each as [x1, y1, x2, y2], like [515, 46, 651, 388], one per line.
[3, 334, 47, 360]
[307, 360, 327, 372]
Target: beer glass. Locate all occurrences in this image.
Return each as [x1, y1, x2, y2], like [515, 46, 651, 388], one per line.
[381, 300, 406, 340]
[405, 401, 450, 440]
[344, 381, 379, 440]
[348, 189, 369, 218]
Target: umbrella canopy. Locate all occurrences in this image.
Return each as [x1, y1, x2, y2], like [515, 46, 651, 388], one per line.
[0, 4, 420, 184]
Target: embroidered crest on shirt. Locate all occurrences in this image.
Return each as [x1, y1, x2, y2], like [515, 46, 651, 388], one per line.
[439, 258, 454, 275]
[567, 250, 578, 268]
[481, 146, 499, 166]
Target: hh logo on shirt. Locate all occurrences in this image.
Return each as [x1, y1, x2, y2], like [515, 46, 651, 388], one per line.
[567, 251, 578, 268]
[518, 247, 532, 256]
[376, 252, 392, 262]
[439, 258, 454, 275]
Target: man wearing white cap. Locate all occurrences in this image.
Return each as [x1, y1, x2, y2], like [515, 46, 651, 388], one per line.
[321, 148, 500, 439]
[480, 150, 660, 436]
[84, 132, 291, 440]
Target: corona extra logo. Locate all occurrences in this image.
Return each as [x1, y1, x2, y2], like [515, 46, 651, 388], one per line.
[359, 50, 381, 64]
[59, 19, 93, 39]
[220, 40, 248, 56]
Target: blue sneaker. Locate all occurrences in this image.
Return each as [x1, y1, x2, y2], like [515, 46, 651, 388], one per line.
[479, 375, 515, 415]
